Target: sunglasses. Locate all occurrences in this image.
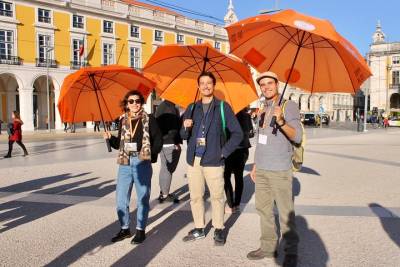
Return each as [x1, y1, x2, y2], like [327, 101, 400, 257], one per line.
[127, 99, 142, 105]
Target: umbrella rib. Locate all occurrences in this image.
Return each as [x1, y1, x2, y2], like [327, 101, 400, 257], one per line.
[229, 25, 287, 54]
[144, 55, 203, 70]
[187, 46, 204, 72]
[310, 34, 317, 94]
[273, 28, 300, 47]
[267, 29, 300, 71]
[207, 58, 254, 88]
[71, 79, 85, 123]
[160, 61, 203, 97]
[96, 71, 114, 121]
[325, 39, 357, 93]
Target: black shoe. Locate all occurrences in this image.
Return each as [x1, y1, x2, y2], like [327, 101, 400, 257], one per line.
[165, 194, 180, 203]
[283, 254, 298, 267]
[158, 192, 165, 203]
[213, 228, 226, 246]
[182, 228, 205, 242]
[247, 248, 278, 260]
[3, 154, 11, 158]
[131, 229, 146, 244]
[111, 229, 132, 243]
[23, 152, 28, 157]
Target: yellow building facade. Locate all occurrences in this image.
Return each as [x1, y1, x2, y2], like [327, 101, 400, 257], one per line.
[0, 0, 229, 130]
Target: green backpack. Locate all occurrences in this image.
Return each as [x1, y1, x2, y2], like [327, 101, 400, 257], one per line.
[282, 100, 305, 172]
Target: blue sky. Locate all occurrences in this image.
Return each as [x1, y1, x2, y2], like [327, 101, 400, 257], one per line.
[146, 0, 399, 56]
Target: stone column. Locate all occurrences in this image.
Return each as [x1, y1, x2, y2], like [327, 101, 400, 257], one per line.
[53, 89, 63, 130]
[19, 87, 34, 131]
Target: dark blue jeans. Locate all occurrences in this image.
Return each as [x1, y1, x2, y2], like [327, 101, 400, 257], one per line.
[116, 156, 152, 230]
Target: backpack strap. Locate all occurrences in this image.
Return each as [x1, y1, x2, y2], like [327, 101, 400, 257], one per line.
[220, 101, 227, 140]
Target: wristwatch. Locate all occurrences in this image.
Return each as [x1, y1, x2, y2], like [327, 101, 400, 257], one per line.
[278, 119, 286, 127]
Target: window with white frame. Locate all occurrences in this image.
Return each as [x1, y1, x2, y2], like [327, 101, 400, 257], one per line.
[38, 34, 52, 61]
[0, 30, 13, 59]
[73, 15, 84, 29]
[103, 20, 113, 34]
[103, 43, 113, 65]
[177, 34, 184, 44]
[130, 25, 139, 38]
[38, 8, 51, 23]
[393, 56, 400, 65]
[0, 1, 12, 17]
[130, 47, 141, 70]
[72, 39, 84, 64]
[154, 30, 163, 42]
[392, 71, 400, 85]
[214, 41, 221, 50]
[196, 38, 203, 44]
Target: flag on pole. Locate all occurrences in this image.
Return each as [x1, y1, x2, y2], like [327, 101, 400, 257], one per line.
[79, 37, 84, 58]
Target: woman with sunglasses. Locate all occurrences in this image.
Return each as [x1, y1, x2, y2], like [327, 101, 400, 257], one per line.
[104, 90, 162, 244]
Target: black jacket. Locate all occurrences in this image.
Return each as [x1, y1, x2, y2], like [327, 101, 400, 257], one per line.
[155, 100, 182, 145]
[109, 114, 163, 163]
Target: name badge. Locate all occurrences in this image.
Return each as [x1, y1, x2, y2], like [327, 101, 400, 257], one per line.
[196, 138, 206, 147]
[258, 134, 268, 145]
[124, 142, 137, 152]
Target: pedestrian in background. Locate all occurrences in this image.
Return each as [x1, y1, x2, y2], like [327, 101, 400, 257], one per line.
[4, 111, 28, 158]
[155, 99, 182, 203]
[94, 121, 100, 132]
[180, 71, 243, 245]
[224, 107, 253, 213]
[104, 90, 162, 245]
[247, 72, 302, 267]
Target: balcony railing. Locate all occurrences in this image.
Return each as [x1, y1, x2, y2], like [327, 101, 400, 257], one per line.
[0, 9, 12, 17]
[0, 56, 22, 65]
[70, 60, 88, 70]
[36, 58, 57, 68]
[389, 83, 400, 89]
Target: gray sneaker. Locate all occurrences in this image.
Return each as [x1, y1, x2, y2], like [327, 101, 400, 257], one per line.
[182, 228, 205, 242]
[247, 248, 278, 260]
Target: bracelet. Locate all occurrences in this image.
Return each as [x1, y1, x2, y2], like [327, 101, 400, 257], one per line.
[278, 120, 286, 127]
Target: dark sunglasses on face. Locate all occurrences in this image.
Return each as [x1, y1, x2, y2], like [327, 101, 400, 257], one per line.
[128, 99, 141, 104]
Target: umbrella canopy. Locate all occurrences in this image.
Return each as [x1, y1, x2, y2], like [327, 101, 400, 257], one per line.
[143, 43, 258, 113]
[225, 9, 372, 94]
[58, 65, 155, 123]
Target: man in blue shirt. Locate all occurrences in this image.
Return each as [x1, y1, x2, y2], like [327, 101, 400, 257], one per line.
[180, 71, 243, 246]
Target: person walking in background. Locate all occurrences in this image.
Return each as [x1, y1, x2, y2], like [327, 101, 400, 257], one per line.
[104, 90, 162, 245]
[180, 71, 243, 245]
[224, 107, 253, 214]
[4, 111, 28, 158]
[247, 72, 302, 267]
[155, 99, 182, 203]
[94, 121, 101, 132]
[63, 122, 68, 132]
[0, 119, 3, 135]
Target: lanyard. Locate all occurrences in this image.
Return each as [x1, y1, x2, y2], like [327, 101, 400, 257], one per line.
[129, 117, 140, 142]
[200, 99, 214, 136]
[261, 100, 275, 129]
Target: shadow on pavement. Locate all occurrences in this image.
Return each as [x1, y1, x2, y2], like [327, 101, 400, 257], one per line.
[369, 203, 400, 248]
[111, 191, 192, 266]
[298, 167, 320, 176]
[45, 184, 190, 267]
[0, 172, 115, 233]
[224, 174, 255, 240]
[274, 215, 329, 267]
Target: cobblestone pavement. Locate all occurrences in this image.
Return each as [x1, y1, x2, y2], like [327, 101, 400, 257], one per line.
[1, 128, 399, 266]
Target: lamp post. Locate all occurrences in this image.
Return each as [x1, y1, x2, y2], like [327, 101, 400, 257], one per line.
[363, 86, 368, 132]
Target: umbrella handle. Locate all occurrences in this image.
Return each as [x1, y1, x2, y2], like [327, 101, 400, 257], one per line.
[105, 138, 112, 152]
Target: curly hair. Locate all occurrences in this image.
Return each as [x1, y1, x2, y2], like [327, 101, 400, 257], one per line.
[120, 90, 145, 112]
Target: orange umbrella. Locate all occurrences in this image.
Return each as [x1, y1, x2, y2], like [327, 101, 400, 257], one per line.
[143, 43, 258, 114]
[58, 65, 155, 151]
[225, 9, 372, 127]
